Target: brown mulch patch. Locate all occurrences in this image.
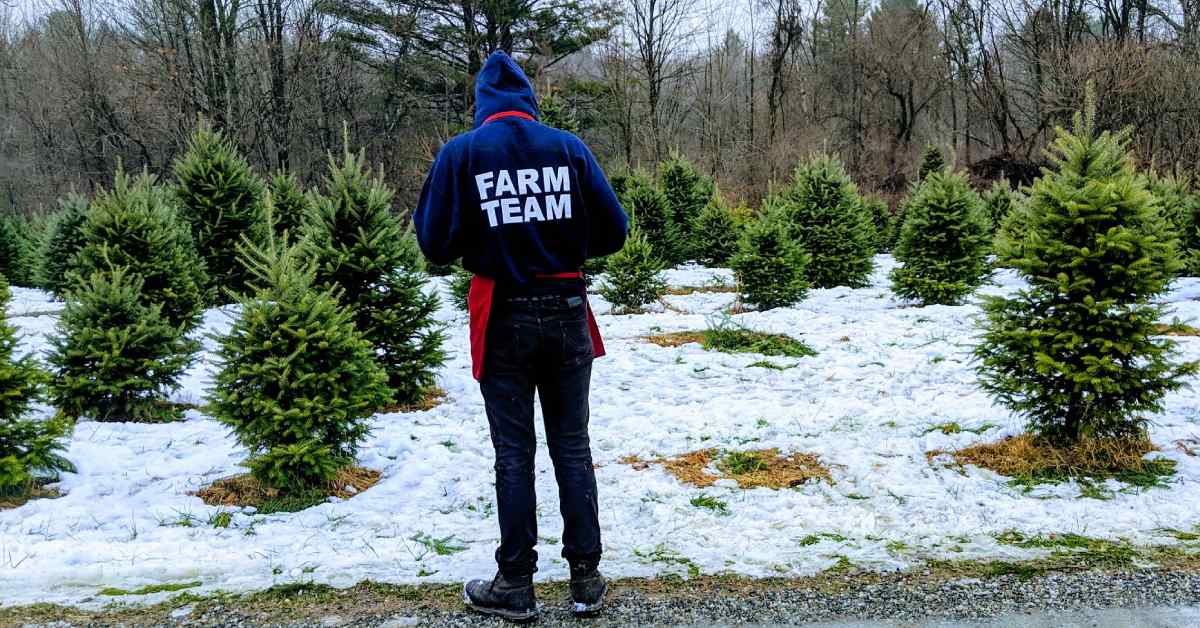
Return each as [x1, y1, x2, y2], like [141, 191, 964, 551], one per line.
[382, 387, 447, 413]
[1155, 323, 1200, 337]
[664, 285, 738, 296]
[621, 447, 832, 489]
[195, 466, 382, 508]
[928, 433, 1162, 480]
[643, 331, 706, 348]
[0, 485, 61, 510]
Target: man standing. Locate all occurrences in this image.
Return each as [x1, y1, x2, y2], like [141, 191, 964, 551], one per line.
[414, 51, 628, 622]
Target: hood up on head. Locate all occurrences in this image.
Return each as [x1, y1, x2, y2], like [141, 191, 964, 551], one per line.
[473, 51, 540, 128]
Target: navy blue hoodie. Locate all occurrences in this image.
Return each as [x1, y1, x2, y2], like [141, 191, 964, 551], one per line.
[414, 51, 628, 285]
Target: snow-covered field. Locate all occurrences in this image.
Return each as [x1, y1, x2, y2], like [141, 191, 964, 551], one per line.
[4, 255, 1200, 608]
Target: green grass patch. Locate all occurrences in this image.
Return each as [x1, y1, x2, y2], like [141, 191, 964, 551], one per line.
[689, 493, 730, 515]
[922, 422, 995, 436]
[411, 532, 468, 556]
[99, 581, 202, 597]
[719, 450, 767, 475]
[798, 532, 847, 546]
[703, 318, 816, 358]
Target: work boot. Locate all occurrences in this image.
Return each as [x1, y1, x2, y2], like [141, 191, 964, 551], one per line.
[569, 562, 607, 616]
[463, 572, 539, 623]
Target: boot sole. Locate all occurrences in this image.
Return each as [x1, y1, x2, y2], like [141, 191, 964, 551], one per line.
[572, 580, 608, 616]
[462, 583, 540, 623]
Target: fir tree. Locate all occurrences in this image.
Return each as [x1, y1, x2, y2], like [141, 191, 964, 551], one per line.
[598, 228, 666, 313]
[773, 155, 876, 288]
[974, 101, 1197, 446]
[1147, 170, 1200, 275]
[448, 266, 473, 312]
[266, 171, 313, 243]
[863, 194, 898, 252]
[209, 233, 389, 492]
[0, 216, 34, 287]
[659, 152, 715, 260]
[0, 276, 73, 498]
[730, 213, 810, 310]
[305, 146, 445, 405]
[539, 91, 580, 134]
[72, 171, 209, 330]
[890, 171, 991, 305]
[39, 194, 92, 297]
[173, 123, 266, 299]
[917, 144, 946, 182]
[691, 195, 742, 266]
[48, 267, 199, 422]
[621, 173, 678, 264]
[981, 180, 1021, 234]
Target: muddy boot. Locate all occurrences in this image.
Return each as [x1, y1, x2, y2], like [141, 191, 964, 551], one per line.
[463, 572, 539, 623]
[569, 562, 607, 616]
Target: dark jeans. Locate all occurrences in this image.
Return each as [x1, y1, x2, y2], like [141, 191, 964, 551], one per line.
[479, 279, 601, 578]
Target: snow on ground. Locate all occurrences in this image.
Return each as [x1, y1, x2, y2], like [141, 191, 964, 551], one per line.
[4, 255, 1200, 608]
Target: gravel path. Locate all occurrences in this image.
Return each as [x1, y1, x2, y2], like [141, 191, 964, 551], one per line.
[10, 567, 1200, 627]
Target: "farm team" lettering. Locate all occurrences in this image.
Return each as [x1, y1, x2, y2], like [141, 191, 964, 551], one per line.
[475, 166, 571, 227]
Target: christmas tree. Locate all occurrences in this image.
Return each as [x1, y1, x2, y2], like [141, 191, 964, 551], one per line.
[48, 267, 199, 422]
[917, 144, 946, 182]
[890, 171, 991, 305]
[620, 173, 677, 264]
[691, 194, 742, 267]
[266, 171, 313, 243]
[0, 216, 34, 287]
[173, 123, 266, 299]
[305, 145, 445, 406]
[448, 266, 472, 312]
[72, 170, 209, 331]
[862, 194, 898, 252]
[975, 100, 1196, 446]
[538, 91, 580, 134]
[0, 276, 73, 499]
[981, 180, 1021, 234]
[209, 232, 389, 492]
[659, 152, 715, 261]
[1147, 170, 1200, 275]
[39, 194, 92, 297]
[730, 213, 810, 310]
[599, 228, 666, 313]
[773, 155, 876, 288]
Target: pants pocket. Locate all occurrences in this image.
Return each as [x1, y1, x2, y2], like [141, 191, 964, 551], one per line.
[561, 316, 594, 367]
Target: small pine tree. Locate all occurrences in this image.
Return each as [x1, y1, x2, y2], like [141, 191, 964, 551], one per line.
[1147, 170, 1200, 275]
[48, 267, 199, 422]
[975, 100, 1197, 446]
[209, 234, 389, 492]
[72, 171, 209, 331]
[0, 216, 35, 287]
[173, 122, 266, 299]
[659, 153, 715, 260]
[890, 171, 992, 305]
[599, 228, 666, 313]
[981, 180, 1020, 234]
[0, 276, 73, 498]
[730, 214, 810, 310]
[39, 194, 92, 297]
[621, 173, 677, 265]
[609, 173, 632, 200]
[539, 92, 581, 134]
[917, 144, 946, 182]
[266, 171, 313, 243]
[863, 194, 898, 252]
[448, 266, 473, 312]
[305, 146, 445, 406]
[691, 195, 742, 267]
[773, 155, 876, 288]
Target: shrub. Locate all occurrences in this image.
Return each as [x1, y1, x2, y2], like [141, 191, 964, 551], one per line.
[48, 267, 199, 422]
[917, 143, 946, 182]
[659, 153, 715, 260]
[72, 171, 209, 331]
[690, 194, 742, 267]
[730, 213, 809, 310]
[39, 194, 91, 297]
[621, 173, 678, 265]
[598, 228, 666, 313]
[0, 277, 73, 498]
[305, 146, 445, 406]
[209, 235, 389, 492]
[772, 155, 875, 288]
[173, 122, 266, 299]
[890, 171, 992, 305]
[974, 100, 1197, 446]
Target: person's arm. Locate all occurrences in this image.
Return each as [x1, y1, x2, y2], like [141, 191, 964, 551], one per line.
[414, 145, 464, 266]
[579, 142, 628, 258]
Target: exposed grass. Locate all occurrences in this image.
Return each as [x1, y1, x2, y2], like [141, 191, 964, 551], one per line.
[1155, 322, 1200, 336]
[929, 433, 1174, 493]
[644, 325, 816, 359]
[922, 422, 995, 436]
[194, 467, 382, 514]
[382, 387, 447, 413]
[644, 331, 706, 348]
[622, 448, 831, 489]
[98, 581, 202, 597]
[0, 484, 60, 510]
[664, 284, 738, 296]
[689, 493, 730, 515]
[410, 532, 468, 556]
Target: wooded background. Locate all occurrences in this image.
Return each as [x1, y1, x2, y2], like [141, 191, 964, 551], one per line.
[2, 0, 1198, 214]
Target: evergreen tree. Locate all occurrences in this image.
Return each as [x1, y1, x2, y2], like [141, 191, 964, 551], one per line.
[72, 171, 209, 331]
[981, 180, 1020, 234]
[659, 152, 715, 260]
[305, 146, 445, 405]
[48, 267, 199, 422]
[691, 195, 742, 266]
[448, 266, 473, 312]
[598, 228, 666, 313]
[0, 276, 73, 498]
[173, 123, 266, 299]
[773, 155, 876, 288]
[863, 194, 898, 251]
[39, 194, 92, 297]
[266, 171, 313, 243]
[917, 143, 946, 182]
[0, 216, 35, 287]
[1147, 170, 1200, 275]
[890, 171, 991, 305]
[730, 213, 810, 310]
[975, 103, 1196, 446]
[209, 234, 389, 492]
[539, 91, 580, 134]
[621, 173, 677, 264]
